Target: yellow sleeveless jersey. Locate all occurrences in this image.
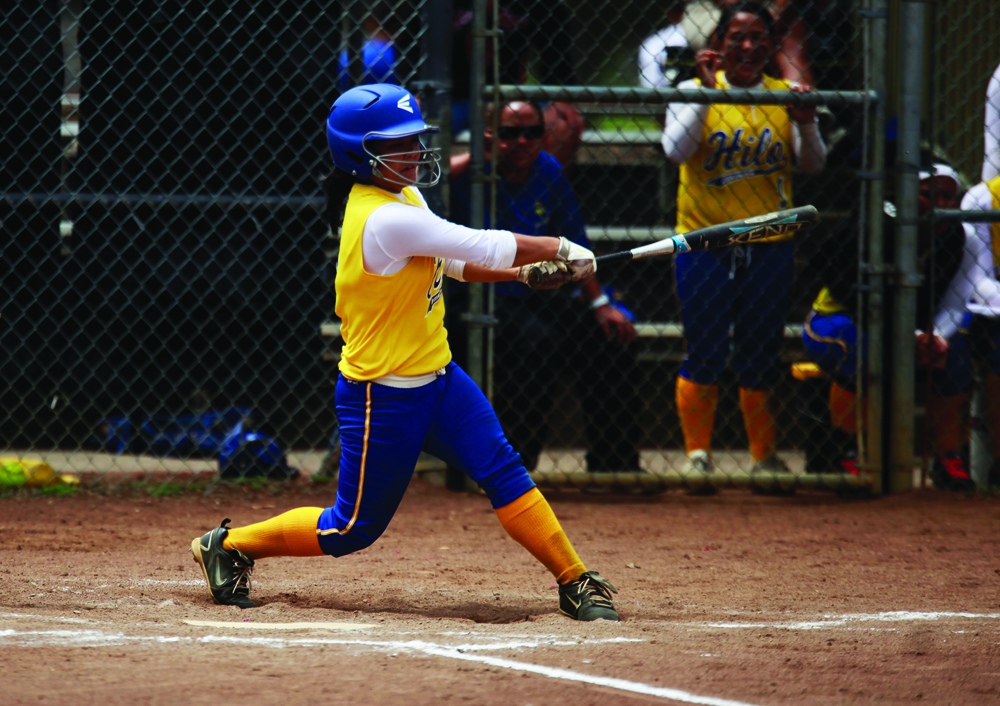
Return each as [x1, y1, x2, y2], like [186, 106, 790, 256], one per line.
[335, 183, 451, 380]
[987, 175, 1000, 269]
[677, 71, 795, 242]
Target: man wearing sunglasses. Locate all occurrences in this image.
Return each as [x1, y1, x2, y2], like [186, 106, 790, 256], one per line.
[450, 101, 642, 479]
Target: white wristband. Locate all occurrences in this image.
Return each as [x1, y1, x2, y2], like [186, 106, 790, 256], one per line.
[589, 294, 610, 309]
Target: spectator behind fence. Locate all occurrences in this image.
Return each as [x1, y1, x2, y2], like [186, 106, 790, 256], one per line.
[661, 1, 825, 493]
[964, 114, 1000, 488]
[638, 1, 695, 89]
[451, 0, 585, 173]
[336, 3, 400, 93]
[983, 61, 1000, 182]
[806, 163, 993, 491]
[450, 101, 642, 475]
[660, 0, 813, 88]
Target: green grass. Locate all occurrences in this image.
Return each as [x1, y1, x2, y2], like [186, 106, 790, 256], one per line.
[589, 114, 662, 134]
[39, 484, 79, 496]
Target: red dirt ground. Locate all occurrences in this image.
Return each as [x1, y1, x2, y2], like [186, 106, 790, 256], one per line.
[1, 478, 999, 705]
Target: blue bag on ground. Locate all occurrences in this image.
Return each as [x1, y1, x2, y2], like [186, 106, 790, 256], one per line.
[96, 408, 297, 480]
[219, 421, 298, 480]
[98, 408, 251, 458]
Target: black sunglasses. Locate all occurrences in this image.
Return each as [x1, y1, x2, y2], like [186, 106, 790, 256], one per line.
[497, 125, 545, 141]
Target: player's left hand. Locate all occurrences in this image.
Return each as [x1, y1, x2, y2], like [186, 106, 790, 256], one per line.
[516, 260, 572, 290]
[915, 331, 948, 370]
[787, 83, 816, 125]
[594, 304, 637, 346]
[555, 237, 597, 281]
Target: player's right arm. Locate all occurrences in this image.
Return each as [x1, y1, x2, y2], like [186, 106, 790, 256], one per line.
[366, 202, 593, 285]
[458, 235, 594, 287]
[961, 183, 997, 281]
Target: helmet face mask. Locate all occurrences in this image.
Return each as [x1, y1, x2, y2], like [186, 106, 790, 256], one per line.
[366, 134, 442, 188]
[327, 83, 441, 188]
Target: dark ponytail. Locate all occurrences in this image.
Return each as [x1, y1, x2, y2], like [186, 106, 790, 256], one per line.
[321, 167, 358, 227]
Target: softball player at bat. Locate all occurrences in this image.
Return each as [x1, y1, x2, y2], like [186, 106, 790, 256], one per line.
[661, 1, 825, 490]
[960, 175, 1000, 487]
[190, 83, 620, 621]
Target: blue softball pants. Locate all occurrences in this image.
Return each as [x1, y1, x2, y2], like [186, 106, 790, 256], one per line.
[675, 241, 795, 390]
[317, 361, 535, 557]
[803, 311, 973, 396]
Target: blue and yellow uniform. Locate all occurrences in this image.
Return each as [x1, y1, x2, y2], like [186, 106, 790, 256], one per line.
[985, 176, 1000, 379]
[316, 183, 533, 555]
[673, 72, 799, 462]
[676, 73, 795, 238]
[190, 84, 619, 619]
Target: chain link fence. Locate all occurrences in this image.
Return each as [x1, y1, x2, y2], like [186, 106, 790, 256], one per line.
[451, 0, 876, 494]
[926, 1, 1000, 493]
[2, 0, 998, 494]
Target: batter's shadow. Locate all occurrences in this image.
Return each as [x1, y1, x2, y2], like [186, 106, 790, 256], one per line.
[244, 593, 556, 623]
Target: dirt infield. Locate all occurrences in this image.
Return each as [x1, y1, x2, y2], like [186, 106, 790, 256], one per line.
[2, 478, 999, 705]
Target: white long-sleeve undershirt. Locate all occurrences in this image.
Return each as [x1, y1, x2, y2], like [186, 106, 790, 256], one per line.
[932, 227, 983, 340]
[637, 24, 688, 89]
[362, 187, 517, 280]
[661, 78, 827, 174]
[955, 184, 1000, 323]
[983, 62, 1000, 182]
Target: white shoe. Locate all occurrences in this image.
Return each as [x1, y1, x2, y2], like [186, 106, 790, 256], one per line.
[682, 450, 717, 495]
[682, 449, 713, 474]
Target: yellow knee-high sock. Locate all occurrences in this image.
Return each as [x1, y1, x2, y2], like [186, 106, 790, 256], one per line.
[987, 373, 1000, 458]
[676, 376, 718, 454]
[495, 488, 585, 585]
[223, 507, 325, 560]
[740, 387, 776, 461]
[829, 381, 858, 434]
[927, 392, 969, 458]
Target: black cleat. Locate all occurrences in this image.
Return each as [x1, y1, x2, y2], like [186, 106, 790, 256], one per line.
[559, 571, 619, 621]
[750, 455, 796, 496]
[191, 518, 256, 609]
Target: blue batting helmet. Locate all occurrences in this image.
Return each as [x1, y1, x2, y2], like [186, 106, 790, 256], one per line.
[326, 83, 441, 186]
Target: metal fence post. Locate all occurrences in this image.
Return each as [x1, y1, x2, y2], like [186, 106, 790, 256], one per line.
[466, 0, 487, 391]
[864, 0, 888, 494]
[890, 0, 926, 492]
[446, 0, 488, 492]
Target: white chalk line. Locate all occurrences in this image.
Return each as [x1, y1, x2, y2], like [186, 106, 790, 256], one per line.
[699, 611, 1000, 631]
[415, 643, 761, 706]
[0, 623, 757, 706]
[5, 610, 997, 705]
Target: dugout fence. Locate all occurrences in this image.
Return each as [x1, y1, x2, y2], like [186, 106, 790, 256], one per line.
[3, 0, 999, 496]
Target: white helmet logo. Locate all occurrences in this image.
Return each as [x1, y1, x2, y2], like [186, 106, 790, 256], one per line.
[397, 95, 413, 113]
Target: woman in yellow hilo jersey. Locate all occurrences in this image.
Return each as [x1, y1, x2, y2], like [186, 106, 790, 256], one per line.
[191, 84, 620, 621]
[661, 1, 826, 493]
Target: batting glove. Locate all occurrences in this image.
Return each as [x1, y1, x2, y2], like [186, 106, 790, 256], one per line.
[555, 237, 597, 281]
[516, 259, 572, 290]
